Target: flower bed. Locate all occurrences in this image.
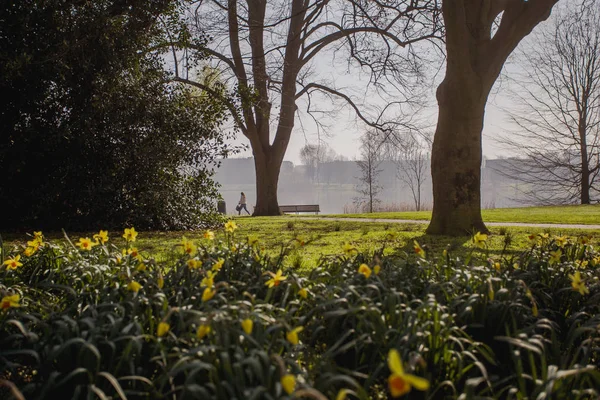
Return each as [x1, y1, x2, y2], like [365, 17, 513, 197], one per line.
[1, 226, 599, 399]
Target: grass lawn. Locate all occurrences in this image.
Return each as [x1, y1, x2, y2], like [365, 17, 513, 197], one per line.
[4, 216, 598, 271]
[324, 204, 600, 225]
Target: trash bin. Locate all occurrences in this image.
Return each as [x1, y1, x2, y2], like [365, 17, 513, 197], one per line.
[217, 200, 226, 214]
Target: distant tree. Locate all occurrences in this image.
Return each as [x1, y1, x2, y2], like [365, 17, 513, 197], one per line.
[496, 0, 600, 205]
[395, 135, 430, 211]
[355, 131, 384, 213]
[0, 0, 234, 231]
[299, 143, 343, 182]
[428, 0, 561, 236]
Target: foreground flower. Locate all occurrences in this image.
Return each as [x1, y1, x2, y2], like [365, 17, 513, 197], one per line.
[295, 235, 307, 247]
[181, 237, 197, 256]
[128, 248, 141, 259]
[196, 324, 211, 339]
[343, 243, 358, 256]
[123, 227, 138, 242]
[247, 235, 259, 247]
[286, 326, 304, 345]
[76, 237, 97, 251]
[413, 241, 425, 258]
[157, 322, 170, 337]
[472, 232, 487, 249]
[203, 230, 215, 240]
[549, 250, 562, 265]
[212, 258, 225, 272]
[569, 271, 589, 295]
[224, 220, 238, 233]
[33, 231, 43, 241]
[266, 269, 287, 288]
[24, 239, 40, 256]
[157, 274, 164, 289]
[298, 288, 308, 299]
[358, 264, 372, 278]
[527, 234, 538, 245]
[201, 271, 216, 288]
[578, 235, 591, 246]
[93, 230, 109, 244]
[374, 265, 381, 275]
[127, 281, 142, 293]
[1, 294, 20, 310]
[281, 374, 296, 395]
[3, 255, 23, 270]
[241, 318, 253, 334]
[202, 287, 216, 301]
[554, 235, 568, 248]
[187, 259, 201, 269]
[387, 349, 430, 397]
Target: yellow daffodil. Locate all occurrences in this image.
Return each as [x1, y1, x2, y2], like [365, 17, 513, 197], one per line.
[203, 230, 215, 240]
[224, 220, 238, 233]
[201, 271, 216, 288]
[157, 322, 170, 337]
[1, 294, 20, 310]
[539, 233, 549, 241]
[554, 236, 568, 248]
[212, 258, 225, 272]
[93, 230, 109, 244]
[549, 250, 562, 265]
[493, 262, 501, 272]
[123, 227, 138, 242]
[575, 259, 589, 269]
[187, 259, 201, 269]
[487, 278, 495, 301]
[3, 255, 23, 270]
[127, 281, 142, 293]
[281, 374, 296, 394]
[26, 239, 40, 251]
[181, 237, 197, 256]
[374, 265, 381, 275]
[295, 235, 307, 247]
[385, 231, 398, 241]
[196, 324, 211, 339]
[472, 232, 487, 249]
[527, 234, 538, 245]
[569, 271, 589, 295]
[413, 241, 425, 258]
[298, 288, 308, 299]
[578, 236, 591, 246]
[76, 237, 97, 251]
[358, 264, 372, 278]
[33, 231, 43, 241]
[443, 249, 448, 258]
[136, 263, 147, 272]
[387, 349, 430, 397]
[342, 243, 357, 256]
[241, 318, 253, 334]
[265, 269, 287, 288]
[202, 287, 216, 301]
[286, 326, 304, 345]
[247, 235, 259, 247]
[23, 247, 36, 257]
[157, 275, 164, 289]
[525, 289, 538, 317]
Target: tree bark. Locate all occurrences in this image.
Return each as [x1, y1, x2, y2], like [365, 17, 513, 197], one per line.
[580, 123, 591, 204]
[427, 78, 488, 235]
[253, 149, 283, 215]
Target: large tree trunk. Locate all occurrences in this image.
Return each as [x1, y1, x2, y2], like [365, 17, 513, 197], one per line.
[579, 123, 591, 204]
[253, 150, 282, 215]
[426, 0, 558, 236]
[427, 78, 488, 235]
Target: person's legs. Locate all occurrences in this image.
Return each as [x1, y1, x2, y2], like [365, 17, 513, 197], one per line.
[243, 204, 250, 215]
[238, 205, 241, 215]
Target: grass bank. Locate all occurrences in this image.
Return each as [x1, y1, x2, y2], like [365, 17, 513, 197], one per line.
[325, 204, 600, 225]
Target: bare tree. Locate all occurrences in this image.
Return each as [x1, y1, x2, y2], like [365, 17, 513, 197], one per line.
[395, 134, 429, 211]
[496, 0, 600, 205]
[427, 0, 561, 236]
[355, 130, 384, 213]
[169, 1, 442, 215]
[299, 142, 340, 182]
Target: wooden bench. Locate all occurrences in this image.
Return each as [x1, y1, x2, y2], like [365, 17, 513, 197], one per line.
[279, 204, 320, 215]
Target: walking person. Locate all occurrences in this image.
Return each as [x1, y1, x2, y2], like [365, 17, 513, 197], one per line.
[238, 192, 250, 215]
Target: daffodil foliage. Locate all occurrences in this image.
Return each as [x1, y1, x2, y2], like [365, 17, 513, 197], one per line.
[1, 228, 600, 399]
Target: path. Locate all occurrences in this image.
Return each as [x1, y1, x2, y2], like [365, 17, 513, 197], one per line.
[297, 217, 600, 230]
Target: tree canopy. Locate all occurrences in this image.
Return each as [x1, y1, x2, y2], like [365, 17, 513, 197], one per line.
[0, 0, 234, 230]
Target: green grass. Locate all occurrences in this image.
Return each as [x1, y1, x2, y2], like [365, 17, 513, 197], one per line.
[4, 216, 598, 271]
[324, 204, 600, 225]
